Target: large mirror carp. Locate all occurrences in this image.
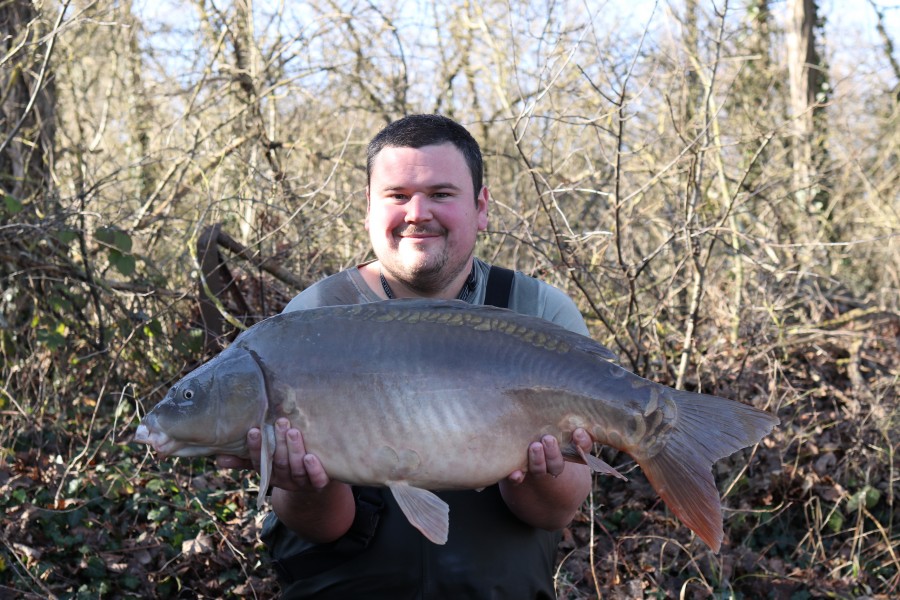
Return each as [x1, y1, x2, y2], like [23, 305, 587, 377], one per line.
[135, 299, 778, 550]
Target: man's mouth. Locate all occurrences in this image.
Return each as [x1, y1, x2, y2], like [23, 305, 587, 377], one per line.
[396, 227, 445, 240]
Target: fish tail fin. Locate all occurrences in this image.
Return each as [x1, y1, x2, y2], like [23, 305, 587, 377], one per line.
[637, 390, 778, 552]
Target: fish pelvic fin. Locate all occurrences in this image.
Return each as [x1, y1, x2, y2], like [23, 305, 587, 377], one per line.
[388, 483, 450, 545]
[638, 390, 779, 553]
[257, 423, 276, 509]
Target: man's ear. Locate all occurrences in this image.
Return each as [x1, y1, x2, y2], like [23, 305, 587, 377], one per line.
[364, 186, 371, 231]
[477, 186, 489, 231]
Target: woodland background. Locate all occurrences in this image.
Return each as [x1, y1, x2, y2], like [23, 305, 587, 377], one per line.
[1, 0, 898, 598]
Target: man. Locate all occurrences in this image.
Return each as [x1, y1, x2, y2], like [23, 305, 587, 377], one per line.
[219, 114, 597, 598]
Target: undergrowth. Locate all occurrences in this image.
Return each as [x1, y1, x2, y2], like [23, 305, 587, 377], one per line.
[1, 275, 897, 599]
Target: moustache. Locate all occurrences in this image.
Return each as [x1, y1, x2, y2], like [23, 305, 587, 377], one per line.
[394, 226, 447, 237]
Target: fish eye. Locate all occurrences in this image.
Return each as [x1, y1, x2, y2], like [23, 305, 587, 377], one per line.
[183, 389, 194, 400]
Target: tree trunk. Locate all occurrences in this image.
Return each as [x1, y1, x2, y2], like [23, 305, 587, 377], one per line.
[786, 0, 828, 213]
[0, 0, 57, 211]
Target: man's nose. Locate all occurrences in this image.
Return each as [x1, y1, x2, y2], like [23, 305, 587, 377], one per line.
[404, 193, 433, 222]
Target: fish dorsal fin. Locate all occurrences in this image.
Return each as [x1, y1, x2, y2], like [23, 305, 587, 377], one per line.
[562, 444, 628, 481]
[257, 423, 276, 509]
[388, 482, 450, 545]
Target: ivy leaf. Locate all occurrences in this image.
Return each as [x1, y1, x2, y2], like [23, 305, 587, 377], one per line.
[3, 194, 23, 215]
[98, 226, 137, 276]
[56, 229, 79, 245]
[110, 250, 136, 276]
[94, 225, 118, 249]
[113, 230, 133, 253]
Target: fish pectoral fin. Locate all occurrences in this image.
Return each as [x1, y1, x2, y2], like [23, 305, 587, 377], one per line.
[564, 445, 628, 481]
[257, 423, 276, 509]
[388, 483, 449, 545]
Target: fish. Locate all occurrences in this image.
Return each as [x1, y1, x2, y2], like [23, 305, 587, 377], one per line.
[134, 299, 778, 551]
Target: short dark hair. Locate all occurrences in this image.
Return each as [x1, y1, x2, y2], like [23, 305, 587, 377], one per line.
[366, 114, 483, 198]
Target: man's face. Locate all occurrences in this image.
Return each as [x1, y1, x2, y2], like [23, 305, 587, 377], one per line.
[366, 143, 489, 294]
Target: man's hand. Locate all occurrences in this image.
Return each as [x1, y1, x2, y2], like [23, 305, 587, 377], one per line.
[504, 428, 593, 484]
[217, 419, 355, 543]
[216, 418, 329, 491]
[499, 428, 594, 530]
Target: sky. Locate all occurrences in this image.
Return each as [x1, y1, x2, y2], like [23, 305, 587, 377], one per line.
[129, 0, 900, 94]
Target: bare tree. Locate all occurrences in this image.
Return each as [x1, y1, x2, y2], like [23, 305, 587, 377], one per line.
[0, 0, 59, 211]
[786, 0, 829, 214]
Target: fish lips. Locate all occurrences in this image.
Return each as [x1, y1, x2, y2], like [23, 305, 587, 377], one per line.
[134, 415, 182, 456]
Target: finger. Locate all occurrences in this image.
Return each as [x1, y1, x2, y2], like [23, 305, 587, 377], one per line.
[270, 418, 293, 472]
[247, 428, 262, 473]
[527, 441, 547, 475]
[286, 428, 309, 482]
[541, 435, 565, 477]
[572, 428, 593, 452]
[506, 469, 525, 485]
[302, 453, 331, 489]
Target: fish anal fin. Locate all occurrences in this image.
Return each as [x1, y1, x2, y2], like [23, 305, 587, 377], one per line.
[578, 446, 628, 481]
[389, 482, 449, 545]
[560, 443, 586, 464]
[561, 443, 628, 480]
[257, 423, 276, 509]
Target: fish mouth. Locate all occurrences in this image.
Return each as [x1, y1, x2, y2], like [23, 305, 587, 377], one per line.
[134, 423, 180, 456]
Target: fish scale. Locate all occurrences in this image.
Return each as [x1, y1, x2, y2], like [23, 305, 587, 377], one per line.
[135, 298, 778, 550]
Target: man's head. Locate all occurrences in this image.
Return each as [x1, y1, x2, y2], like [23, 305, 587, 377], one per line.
[366, 114, 483, 199]
[364, 115, 489, 297]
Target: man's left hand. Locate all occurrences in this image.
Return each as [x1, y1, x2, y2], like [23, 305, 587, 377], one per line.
[505, 427, 592, 484]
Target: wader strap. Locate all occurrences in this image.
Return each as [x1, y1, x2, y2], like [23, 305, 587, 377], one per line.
[484, 265, 514, 309]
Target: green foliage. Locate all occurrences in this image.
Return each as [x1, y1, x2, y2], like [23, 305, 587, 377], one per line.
[2, 194, 23, 216]
[0, 430, 270, 598]
[95, 225, 136, 276]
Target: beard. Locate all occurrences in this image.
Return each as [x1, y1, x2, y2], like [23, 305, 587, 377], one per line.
[381, 226, 471, 295]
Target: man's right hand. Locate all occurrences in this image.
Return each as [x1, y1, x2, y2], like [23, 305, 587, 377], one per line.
[216, 418, 332, 491]
[217, 419, 356, 543]
[263, 418, 334, 492]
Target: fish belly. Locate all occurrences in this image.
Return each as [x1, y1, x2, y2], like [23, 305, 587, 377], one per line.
[272, 370, 577, 489]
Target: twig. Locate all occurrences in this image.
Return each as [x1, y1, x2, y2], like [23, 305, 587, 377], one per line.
[588, 489, 603, 599]
[675, 1, 729, 391]
[785, 307, 897, 335]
